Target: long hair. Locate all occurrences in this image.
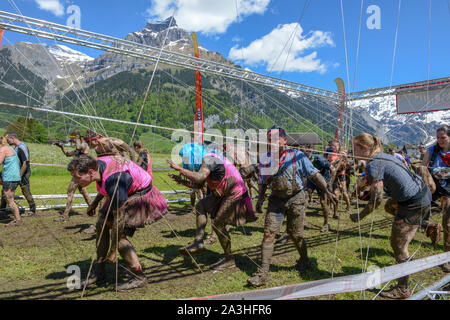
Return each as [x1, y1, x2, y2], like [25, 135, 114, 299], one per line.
[353, 133, 383, 158]
[133, 141, 150, 155]
[435, 125, 450, 152]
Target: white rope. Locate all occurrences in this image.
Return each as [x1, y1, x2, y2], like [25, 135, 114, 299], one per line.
[389, 0, 402, 90]
[352, 0, 364, 93]
[329, 0, 352, 283]
[7, 0, 106, 134]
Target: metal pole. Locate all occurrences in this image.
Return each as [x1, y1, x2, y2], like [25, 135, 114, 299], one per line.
[408, 274, 450, 300]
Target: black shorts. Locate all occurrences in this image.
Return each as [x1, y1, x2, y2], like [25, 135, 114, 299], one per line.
[432, 176, 450, 198]
[396, 186, 432, 225]
[332, 175, 346, 191]
[2, 181, 19, 192]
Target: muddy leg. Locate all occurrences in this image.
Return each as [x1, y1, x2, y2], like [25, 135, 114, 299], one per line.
[390, 220, 418, 291]
[4, 189, 20, 223]
[78, 185, 92, 206]
[62, 179, 78, 219]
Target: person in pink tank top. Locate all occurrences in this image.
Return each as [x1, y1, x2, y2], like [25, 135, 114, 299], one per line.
[68, 154, 168, 291]
[168, 143, 257, 271]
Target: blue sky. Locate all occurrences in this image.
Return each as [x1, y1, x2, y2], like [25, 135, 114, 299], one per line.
[1, 0, 449, 93]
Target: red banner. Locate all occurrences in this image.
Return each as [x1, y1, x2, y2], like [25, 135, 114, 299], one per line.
[191, 32, 204, 144]
[0, 29, 4, 48]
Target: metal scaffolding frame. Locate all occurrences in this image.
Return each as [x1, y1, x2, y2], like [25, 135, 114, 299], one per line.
[0, 10, 448, 134]
[348, 76, 450, 101]
[408, 274, 450, 300]
[1, 10, 446, 104]
[0, 10, 342, 102]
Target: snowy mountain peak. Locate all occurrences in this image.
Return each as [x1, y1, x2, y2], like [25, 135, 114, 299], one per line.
[144, 17, 178, 32]
[48, 44, 94, 64]
[349, 93, 447, 146]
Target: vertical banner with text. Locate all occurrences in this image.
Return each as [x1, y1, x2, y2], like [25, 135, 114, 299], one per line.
[191, 32, 204, 144]
[0, 29, 4, 48]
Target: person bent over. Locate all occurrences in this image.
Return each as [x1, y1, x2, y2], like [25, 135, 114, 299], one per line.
[68, 154, 167, 291]
[53, 130, 92, 223]
[84, 130, 135, 162]
[351, 133, 436, 299]
[248, 126, 337, 287]
[168, 143, 257, 271]
[327, 140, 351, 218]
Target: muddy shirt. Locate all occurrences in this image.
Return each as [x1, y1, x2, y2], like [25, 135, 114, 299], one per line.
[95, 138, 135, 162]
[74, 140, 89, 157]
[366, 153, 422, 202]
[258, 149, 319, 190]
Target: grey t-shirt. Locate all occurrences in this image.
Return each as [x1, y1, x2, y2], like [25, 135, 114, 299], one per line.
[366, 153, 422, 202]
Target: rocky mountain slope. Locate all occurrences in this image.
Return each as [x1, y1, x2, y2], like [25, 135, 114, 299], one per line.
[349, 95, 447, 146]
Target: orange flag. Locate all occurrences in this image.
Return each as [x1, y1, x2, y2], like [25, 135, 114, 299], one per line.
[191, 32, 204, 144]
[0, 29, 4, 48]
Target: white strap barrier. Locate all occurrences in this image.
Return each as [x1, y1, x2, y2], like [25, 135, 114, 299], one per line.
[30, 163, 175, 171]
[189, 252, 450, 300]
[9, 190, 191, 212]
[31, 163, 68, 168]
[17, 191, 189, 199]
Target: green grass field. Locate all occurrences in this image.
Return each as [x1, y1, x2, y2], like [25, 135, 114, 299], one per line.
[0, 142, 447, 300]
[0, 195, 446, 299]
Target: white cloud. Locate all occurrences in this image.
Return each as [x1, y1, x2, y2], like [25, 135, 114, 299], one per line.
[146, 0, 270, 35]
[35, 0, 64, 17]
[228, 23, 334, 74]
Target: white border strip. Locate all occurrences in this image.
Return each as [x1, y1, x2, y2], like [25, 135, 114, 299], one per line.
[189, 252, 450, 300]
